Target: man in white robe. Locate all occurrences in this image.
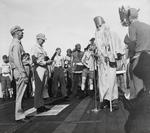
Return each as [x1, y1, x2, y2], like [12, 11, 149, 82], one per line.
[94, 16, 119, 110]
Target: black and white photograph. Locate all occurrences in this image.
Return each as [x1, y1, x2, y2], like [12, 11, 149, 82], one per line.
[0, 0, 150, 132]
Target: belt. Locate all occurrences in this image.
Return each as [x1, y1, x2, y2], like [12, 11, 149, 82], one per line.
[2, 73, 11, 77]
[55, 66, 62, 68]
[2, 72, 10, 74]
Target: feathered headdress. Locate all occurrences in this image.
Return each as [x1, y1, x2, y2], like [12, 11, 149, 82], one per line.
[119, 6, 140, 27]
[118, 6, 130, 27]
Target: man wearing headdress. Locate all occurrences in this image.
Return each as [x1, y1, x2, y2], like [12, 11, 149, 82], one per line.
[94, 16, 119, 110]
[122, 7, 150, 98]
[119, 7, 150, 133]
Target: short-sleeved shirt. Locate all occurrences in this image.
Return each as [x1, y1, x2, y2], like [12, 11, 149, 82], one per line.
[71, 51, 84, 72]
[71, 51, 84, 64]
[31, 44, 47, 66]
[64, 55, 71, 68]
[128, 21, 150, 53]
[53, 55, 64, 67]
[82, 50, 95, 71]
[9, 38, 25, 74]
[0, 62, 11, 77]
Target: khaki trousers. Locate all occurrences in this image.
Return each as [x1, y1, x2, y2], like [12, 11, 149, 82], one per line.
[34, 66, 49, 108]
[13, 69, 27, 120]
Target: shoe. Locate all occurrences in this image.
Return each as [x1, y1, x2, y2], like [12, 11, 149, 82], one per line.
[62, 96, 70, 101]
[16, 118, 30, 123]
[25, 115, 33, 119]
[100, 100, 110, 109]
[112, 99, 119, 111]
[112, 105, 119, 111]
[37, 106, 49, 114]
[43, 106, 50, 112]
[88, 90, 94, 97]
[64, 95, 69, 99]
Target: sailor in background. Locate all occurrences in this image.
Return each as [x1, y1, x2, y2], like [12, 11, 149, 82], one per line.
[0, 55, 12, 100]
[64, 49, 72, 95]
[81, 43, 95, 96]
[71, 44, 84, 98]
[22, 53, 33, 98]
[52, 48, 68, 99]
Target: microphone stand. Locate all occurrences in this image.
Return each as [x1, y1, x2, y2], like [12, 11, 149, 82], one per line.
[91, 54, 101, 113]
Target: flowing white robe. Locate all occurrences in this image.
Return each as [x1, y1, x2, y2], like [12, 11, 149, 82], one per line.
[95, 24, 118, 102]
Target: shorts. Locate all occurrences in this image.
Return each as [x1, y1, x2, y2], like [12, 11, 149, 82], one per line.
[82, 68, 94, 79]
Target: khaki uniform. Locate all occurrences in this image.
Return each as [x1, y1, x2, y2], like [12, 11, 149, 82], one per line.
[31, 44, 49, 109]
[9, 38, 27, 120]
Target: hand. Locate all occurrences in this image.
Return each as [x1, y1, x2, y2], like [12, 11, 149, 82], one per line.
[46, 60, 53, 65]
[105, 57, 109, 63]
[92, 53, 98, 59]
[21, 72, 28, 84]
[24, 77, 29, 84]
[117, 53, 123, 60]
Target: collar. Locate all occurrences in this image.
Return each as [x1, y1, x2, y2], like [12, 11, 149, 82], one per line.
[12, 38, 21, 44]
[35, 43, 44, 49]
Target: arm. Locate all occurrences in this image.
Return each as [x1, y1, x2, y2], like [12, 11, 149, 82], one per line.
[31, 47, 47, 66]
[36, 56, 47, 66]
[70, 53, 74, 67]
[51, 52, 57, 61]
[13, 44, 26, 75]
[127, 26, 137, 58]
[81, 52, 89, 68]
[61, 57, 65, 68]
[128, 24, 137, 45]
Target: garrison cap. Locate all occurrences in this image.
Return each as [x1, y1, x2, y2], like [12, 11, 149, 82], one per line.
[10, 25, 24, 35]
[36, 33, 47, 40]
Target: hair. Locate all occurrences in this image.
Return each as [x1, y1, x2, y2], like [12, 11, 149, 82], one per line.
[90, 38, 95, 42]
[56, 47, 61, 51]
[11, 32, 15, 37]
[23, 53, 30, 57]
[2, 55, 7, 59]
[75, 43, 81, 48]
[67, 48, 72, 53]
[26, 53, 30, 56]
